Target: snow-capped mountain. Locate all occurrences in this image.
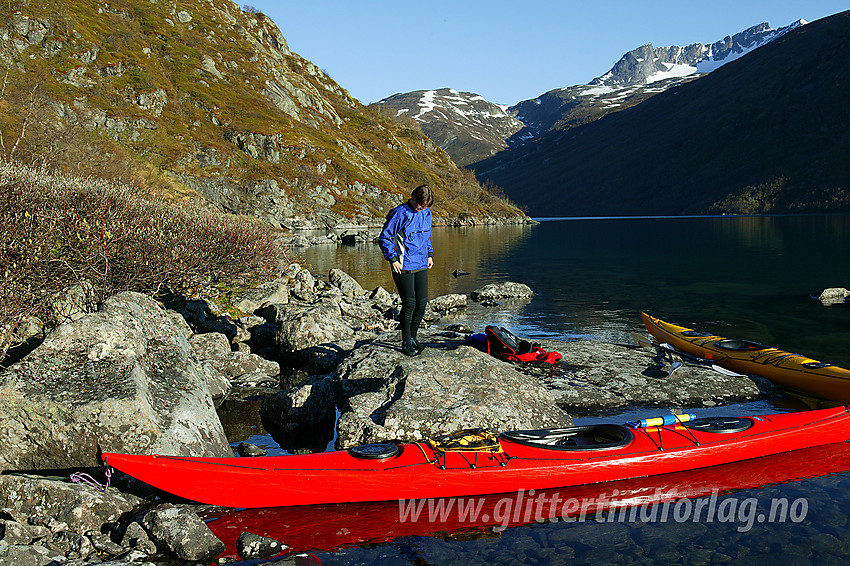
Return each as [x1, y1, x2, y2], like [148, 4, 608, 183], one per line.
[376, 19, 807, 167]
[377, 88, 524, 166]
[591, 20, 806, 87]
[472, 10, 850, 218]
[509, 75, 699, 140]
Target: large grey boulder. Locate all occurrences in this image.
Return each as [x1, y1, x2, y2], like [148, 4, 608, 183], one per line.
[141, 503, 225, 563]
[274, 298, 355, 352]
[291, 268, 317, 302]
[329, 268, 366, 298]
[333, 332, 571, 448]
[0, 292, 231, 471]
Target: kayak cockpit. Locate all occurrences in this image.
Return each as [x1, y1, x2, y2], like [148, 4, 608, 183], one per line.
[714, 339, 770, 351]
[501, 424, 633, 451]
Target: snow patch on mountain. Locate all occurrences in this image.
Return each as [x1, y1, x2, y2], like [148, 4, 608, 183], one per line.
[592, 19, 807, 87]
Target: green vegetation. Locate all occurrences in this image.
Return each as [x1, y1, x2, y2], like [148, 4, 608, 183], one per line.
[708, 178, 788, 215]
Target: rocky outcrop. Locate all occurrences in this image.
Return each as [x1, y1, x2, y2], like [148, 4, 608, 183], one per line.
[0, 292, 231, 471]
[0, 261, 790, 564]
[0, 475, 142, 534]
[332, 331, 571, 448]
[0, 3, 529, 234]
[548, 340, 763, 410]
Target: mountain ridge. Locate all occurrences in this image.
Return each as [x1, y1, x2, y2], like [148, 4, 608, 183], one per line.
[376, 18, 805, 169]
[472, 10, 850, 217]
[591, 19, 806, 87]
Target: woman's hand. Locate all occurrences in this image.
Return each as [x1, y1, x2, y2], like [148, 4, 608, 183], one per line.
[427, 257, 433, 269]
[391, 260, 403, 274]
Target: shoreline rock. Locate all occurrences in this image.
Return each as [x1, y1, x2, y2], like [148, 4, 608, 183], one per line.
[0, 266, 769, 564]
[285, 215, 537, 247]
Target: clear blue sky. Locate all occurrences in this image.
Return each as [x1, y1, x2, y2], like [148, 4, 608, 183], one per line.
[244, 1, 847, 106]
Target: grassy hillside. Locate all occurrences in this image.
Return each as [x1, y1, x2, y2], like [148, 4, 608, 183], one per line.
[0, 0, 526, 225]
[474, 10, 850, 217]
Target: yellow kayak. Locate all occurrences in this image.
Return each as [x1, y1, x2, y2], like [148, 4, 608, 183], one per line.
[641, 312, 850, 403]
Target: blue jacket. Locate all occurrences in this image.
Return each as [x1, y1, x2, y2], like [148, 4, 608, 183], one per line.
[378, 202, 433, 271]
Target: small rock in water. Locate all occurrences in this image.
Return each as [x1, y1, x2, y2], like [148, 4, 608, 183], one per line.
[236, 531, 289, 559]
[818, 287, 849, 306]
[452, 269, 470, 278]
[236, 442, 268, 457]
[480, 299, 500, 307]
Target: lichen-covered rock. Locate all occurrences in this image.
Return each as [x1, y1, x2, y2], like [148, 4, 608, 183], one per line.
[0, 544, 66, 566]
[291, 268, 317, 302]
[818, 287, 850, 306]
[191, 332, 280, 388]
[0, 475, 141, 534]
[141, 503, 225, 563]
[333, 332, 571, 448]
[425, 293, 468, 321]
[232, 277, 291, 313]
[329, 268, 366, 298]
[0, 292, 231, 471]
[547, 340, 763, 410]
[274, 299, 354, 352]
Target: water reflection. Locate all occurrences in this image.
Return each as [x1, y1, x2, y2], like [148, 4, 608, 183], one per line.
[298, 224, 535, 298]
[205, 442, 850, 562]
[296, 215, 850, 365]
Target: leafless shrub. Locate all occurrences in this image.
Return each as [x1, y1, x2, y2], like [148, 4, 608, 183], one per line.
[0, 160, 282, 361]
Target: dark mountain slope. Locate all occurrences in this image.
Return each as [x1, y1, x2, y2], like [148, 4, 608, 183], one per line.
[474, 11, 850, 217]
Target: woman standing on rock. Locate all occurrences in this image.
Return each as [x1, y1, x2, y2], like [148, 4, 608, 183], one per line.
[378, 184, 434, 356]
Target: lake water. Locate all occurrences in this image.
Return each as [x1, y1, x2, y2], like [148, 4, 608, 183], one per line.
[218, 215, 850, 564]
[300, 214, 850, 367]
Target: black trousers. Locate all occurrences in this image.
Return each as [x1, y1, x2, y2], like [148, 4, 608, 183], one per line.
[392, 269, 428, 344]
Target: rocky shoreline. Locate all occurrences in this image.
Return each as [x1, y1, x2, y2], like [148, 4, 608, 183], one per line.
[283, 214, 537, 248]
[0, 264, 764, 565]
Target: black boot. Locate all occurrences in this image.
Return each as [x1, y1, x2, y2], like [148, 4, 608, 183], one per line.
[410, 336, 425, 353]
[401, 340, 420, 357]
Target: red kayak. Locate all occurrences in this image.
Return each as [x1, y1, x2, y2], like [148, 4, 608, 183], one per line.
[101, 406, 850, 509]
[204, 441, 850, 557]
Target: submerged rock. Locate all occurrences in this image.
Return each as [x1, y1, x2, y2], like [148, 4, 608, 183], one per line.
[141, 503, 225, 563]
